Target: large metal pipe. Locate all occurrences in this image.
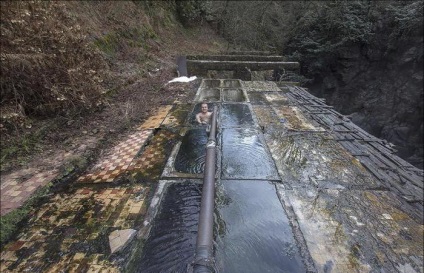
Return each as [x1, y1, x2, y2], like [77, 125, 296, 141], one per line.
[193, 106, 218, 273]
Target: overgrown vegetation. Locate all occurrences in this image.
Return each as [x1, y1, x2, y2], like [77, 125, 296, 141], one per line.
[204, 1, 423, 77]
[0, 0, 215, 170]
[204, 0, 423, 167]
[0, 1, 108, 124]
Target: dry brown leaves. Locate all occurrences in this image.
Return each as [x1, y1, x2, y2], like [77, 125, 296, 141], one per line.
[0, 1, 108, 127]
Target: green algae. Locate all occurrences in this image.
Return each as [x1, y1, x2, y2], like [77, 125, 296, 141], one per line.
[348, 243, 362, 269]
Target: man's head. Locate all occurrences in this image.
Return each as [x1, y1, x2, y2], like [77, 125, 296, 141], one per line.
[201, 103, 208, 113]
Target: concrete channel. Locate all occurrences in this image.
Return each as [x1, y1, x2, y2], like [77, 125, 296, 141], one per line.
[130, 78, 423, 273]
[1, 75, 422, 272]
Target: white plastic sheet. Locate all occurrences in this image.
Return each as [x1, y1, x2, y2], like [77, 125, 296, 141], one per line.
[167, 76, 197, 84]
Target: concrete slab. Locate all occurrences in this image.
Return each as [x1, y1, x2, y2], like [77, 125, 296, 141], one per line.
[109, 229, 136, 254]
[1, 185, 148, 272]
[265, 131, 381, 189]
[272, 105, 325, 131]
[278, 185, 424, 273]
[242, 80, 282, 92]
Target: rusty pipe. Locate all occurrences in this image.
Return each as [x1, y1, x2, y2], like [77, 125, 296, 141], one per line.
[193, 106, 218, 273]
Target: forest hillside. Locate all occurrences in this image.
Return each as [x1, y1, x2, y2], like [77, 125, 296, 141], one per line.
[1, 0, 423, 170]
[0, 1, 226, 173]
[205, 0, 423, 168]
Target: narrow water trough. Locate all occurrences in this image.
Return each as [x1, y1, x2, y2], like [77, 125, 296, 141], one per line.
[127, 78, 307, 273]
[196, 88, 221, 102]
[221, 128, 280, 180]
[220, 104, 255, 128]
[215, 180, 306, 273]
[174, 129, 208, 174]
[222, 79, 241, 88]
[222, 89, 246, 102]
[130, 183, 202, 273]
[202, 79, 221, 88]
[129, 181, 306, 273]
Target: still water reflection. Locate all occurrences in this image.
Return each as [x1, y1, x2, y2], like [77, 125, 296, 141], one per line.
[215, 180, 306, 273]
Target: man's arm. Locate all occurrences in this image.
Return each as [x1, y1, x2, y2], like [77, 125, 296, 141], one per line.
[195, 113, 202, 124]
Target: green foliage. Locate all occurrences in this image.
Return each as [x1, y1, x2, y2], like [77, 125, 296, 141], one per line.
[93, 32, 120, 57]
[132, 0, 178, 29]
[0, 126, 46, 171]
[285, 1, 374, 75]
[0, 208, 29, 248]
[207, 0, 422, 77]
[175, 0, 210, 26]
[386, 1, 424, 50]
[94, 27, 157, 57]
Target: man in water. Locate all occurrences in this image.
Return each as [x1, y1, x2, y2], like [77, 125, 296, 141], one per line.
[196, 103, 212, 125]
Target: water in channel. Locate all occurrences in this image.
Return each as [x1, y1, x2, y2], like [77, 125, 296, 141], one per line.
[221, 128, 279, 180]
[131, 97, 304, 272]
[220, 104, 254, 128]
[215, 180, 306, 273]
[222, 89, 246, 102]
[174, 128, 208, 174]
[131, 181, 305, 273]
[197, 88, 221, 102]
[132, 183, 201, 273]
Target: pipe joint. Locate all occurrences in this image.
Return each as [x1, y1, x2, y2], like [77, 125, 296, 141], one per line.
[206, 140, 216, 148]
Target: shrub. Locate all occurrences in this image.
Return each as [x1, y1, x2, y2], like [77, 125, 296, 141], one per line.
[0, 1, 108, 127]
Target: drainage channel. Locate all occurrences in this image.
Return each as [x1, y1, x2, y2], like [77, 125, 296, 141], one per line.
[127, 79, 308, 273]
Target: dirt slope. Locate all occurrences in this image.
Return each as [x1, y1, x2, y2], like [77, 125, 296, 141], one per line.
[0, 1, 226, 174]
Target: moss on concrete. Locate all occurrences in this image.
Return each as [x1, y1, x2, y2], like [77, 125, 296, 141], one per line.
[0, 183, 51, 248]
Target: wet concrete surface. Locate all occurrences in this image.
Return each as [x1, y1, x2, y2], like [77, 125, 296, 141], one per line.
[279, 186, 424, 272]
[202, 79, 221, 88]
[222, 89, 246, 102]
[273, 105, 323, 131]
[242, 81, 282, 92]
[252, 105, 281, 128]
[220, 104, 254, 128]
[264, 92, 289, 105]
[215, 180, 306, 272]
[161, 104, 191, 128]
[128, 129, 178, 181]
[247, 91, 269, 105]
[222, 79, 241, 88]
[264, 131, 381, 190]
[197, 88, 221, 102]
[2, 78, 423, 273]
[221, 128, 279, 180]
[1, 185, 148, 272]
